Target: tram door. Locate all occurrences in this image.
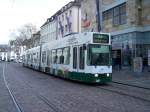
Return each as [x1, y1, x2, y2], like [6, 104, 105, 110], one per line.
[73, 46, 85, 72]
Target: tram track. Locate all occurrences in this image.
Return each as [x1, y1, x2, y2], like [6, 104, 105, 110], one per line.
[97, 82, 150, 103]
[5, 63, 62, 112]
[2, 63, 24, 112]
[112, 81, 150, 90]
[21, 81, 62, 112]
[1, 62, 62, 112]
[20, 76, 62, 112]
[3, 62, 150, 112]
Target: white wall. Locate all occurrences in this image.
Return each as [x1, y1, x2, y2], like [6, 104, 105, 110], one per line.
[40, 20, 57, 44]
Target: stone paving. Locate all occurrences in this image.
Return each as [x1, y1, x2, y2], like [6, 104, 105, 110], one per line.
[0, 63, 17, 112]
[0, 62, 150, 112]
[112, 67, 150, 89]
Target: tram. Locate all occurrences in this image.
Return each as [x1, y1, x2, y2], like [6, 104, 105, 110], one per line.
[23, 32, 112, 83]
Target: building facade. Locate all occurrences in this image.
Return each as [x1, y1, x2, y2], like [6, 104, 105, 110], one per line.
[81, 0, 150, 68]
[101, 0, 150, 67]
[32, 31, 41, 47]
[40, 16, 57, 44]
[57, 1, 81, 39]
[0, 45, 10, 61]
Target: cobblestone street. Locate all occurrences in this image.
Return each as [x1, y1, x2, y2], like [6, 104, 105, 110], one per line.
[0, 62, 150, 112]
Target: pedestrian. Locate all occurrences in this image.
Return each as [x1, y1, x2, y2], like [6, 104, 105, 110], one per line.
[116, 55, 121, 70]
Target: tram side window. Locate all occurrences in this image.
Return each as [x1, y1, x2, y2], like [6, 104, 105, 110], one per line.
[37, 52, 39, 63]
[42, 51, 46, 64]
[79, 46, 85, 69]
[27, 54, 30, 62]
[60, 49, 64, 64]
[47, 50, 51, 66]
[63, 47, 70, 65]
[73, 47, 77, 69]
[52, 50, 57, 64]
[60, 55, 64, 64]
[57, 49, 63, 64]
[31, 54, 33, 63]
[33, 53, 36, 63]
[22, 55, 25, 62]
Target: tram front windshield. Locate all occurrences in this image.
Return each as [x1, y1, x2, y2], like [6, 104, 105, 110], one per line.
[88, 44, 111, 66]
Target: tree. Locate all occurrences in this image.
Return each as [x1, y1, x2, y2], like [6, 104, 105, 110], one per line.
[18, 23, 37, 40]
[9, 23, 37, 47]
[9, 23, 38, 58]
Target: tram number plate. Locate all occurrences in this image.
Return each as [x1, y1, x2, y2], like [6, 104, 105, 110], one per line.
[96, 79, 100, 82]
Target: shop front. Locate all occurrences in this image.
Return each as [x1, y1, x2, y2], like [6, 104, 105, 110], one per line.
[112, 31, 150, 70]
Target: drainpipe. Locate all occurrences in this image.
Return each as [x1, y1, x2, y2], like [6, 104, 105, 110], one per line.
[95, 0, 101, 32]
[77, 6, 80, 33]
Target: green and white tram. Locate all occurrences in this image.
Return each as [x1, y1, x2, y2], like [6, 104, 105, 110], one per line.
[23, 32, 112, 83]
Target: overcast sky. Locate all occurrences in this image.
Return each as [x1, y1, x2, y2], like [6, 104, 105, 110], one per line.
[0, 0, 73, 44]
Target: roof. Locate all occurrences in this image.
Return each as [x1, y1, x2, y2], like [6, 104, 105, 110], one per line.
[41, 0, 81, 28]
[0, 44, 10, 52]
[41, 15, 57, 28]
[55, 1, 81, 16]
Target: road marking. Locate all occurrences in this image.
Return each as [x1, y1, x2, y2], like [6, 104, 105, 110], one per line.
[2, 63, 23, 112]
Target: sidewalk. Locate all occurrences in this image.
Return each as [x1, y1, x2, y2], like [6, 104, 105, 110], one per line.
[112, 67, 150, 89]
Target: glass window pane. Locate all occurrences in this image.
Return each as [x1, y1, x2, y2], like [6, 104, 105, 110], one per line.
[79, 46, 85, 69]
[113, 7, 119, 16]
[120, 3, 126, 14]
[64, 47, 70, 65]
[42, 51, 46, 64]
[113, 16, 119, 25]
[57, 49, 62, 64]
[120, 14, 127, 24]
[73, 47, 77, 69]
[47, 51, 51, 66]
[108, 9, 113, 19]
[52, 50, 56, 64]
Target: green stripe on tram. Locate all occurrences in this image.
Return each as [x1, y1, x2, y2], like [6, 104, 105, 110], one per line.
[54, 69, 112, 83]
[68, 72, 112, 83]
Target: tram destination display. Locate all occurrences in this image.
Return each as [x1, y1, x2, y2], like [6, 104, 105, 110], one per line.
[93, 34, 109, 43]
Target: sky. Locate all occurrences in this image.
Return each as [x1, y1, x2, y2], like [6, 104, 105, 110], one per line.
[0, 0, 73, 44]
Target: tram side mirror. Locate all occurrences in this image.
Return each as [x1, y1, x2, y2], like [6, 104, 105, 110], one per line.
[83, 44, 86, 50]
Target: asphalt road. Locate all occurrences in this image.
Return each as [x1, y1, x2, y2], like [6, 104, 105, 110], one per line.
[0, 62, 150, 112]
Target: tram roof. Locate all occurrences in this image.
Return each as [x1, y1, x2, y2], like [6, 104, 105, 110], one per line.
[41, 32, 110, 50]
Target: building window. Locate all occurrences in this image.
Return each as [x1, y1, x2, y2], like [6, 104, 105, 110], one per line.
[103, 9, 113, 21]
[62, 15, 64, 21]
[103, 3, 126, 25]
[120, 3, 126, 24]
[113, 3, 126, 25]
[69, 10, 72, 16]
[65, 25, 68, 32]
[65, 12, 68, 18]
[69, 23, 72, 32]
[113, 6, 120, 25]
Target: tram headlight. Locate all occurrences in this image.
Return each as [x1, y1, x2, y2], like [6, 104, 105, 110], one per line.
[107, 73, 110, 77]
[95, 74, 98, 77]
